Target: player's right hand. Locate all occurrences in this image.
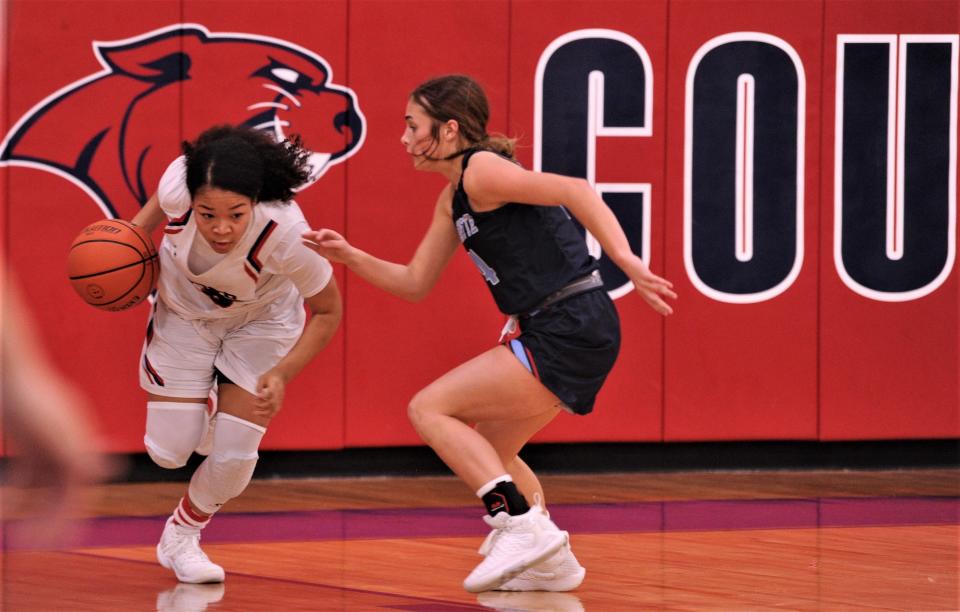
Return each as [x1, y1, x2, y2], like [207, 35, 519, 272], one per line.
[254, 369, 286, 420]
[302, 228, 354, 265]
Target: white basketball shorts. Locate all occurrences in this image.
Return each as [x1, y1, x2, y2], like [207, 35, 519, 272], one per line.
[139, 290, 306, 398]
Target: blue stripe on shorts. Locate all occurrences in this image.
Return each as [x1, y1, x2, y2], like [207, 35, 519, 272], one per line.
[509, 338, 533, 374]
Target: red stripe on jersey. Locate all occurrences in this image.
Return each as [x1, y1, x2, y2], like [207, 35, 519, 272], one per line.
[145, 302, 157, 343]
[244, 263, 258, 282]
[164, 209, 192, 234]
[246, 220, 278, 272]
[143, 356, 164, 386]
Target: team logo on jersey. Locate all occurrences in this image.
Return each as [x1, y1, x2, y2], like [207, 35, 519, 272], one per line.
[194, 283, 238, 309]
[0, 23, 366, 220]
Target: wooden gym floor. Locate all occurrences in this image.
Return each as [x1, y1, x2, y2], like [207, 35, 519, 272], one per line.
[2, 468, 958, 610]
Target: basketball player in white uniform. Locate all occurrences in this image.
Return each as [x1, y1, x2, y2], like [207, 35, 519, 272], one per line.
[131, 125, 341, 584]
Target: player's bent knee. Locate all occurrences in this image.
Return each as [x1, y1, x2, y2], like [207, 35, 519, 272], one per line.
[408, 390, 465, 437]
[144, 401, 207, 468]
[144, 435, 191, 469]
[407, 393, 434, 434]
[407, 396, 423, 428]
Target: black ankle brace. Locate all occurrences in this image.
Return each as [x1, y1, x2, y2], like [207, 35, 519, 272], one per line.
[482, 480, 530, 516]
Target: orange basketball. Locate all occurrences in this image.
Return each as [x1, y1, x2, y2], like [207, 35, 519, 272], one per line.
[67, 219, 160, 311]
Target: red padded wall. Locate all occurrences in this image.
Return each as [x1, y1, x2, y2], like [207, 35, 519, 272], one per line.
[1, 0, 956, 453]
[343, 0, 510, 446]
[819, 0, 959, 439]
[663, 0, 822, 440]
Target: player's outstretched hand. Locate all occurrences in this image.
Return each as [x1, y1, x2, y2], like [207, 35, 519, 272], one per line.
[254, 369, 286, 419]
[302, 229, 355, 265]
[625, 255, 677, 316]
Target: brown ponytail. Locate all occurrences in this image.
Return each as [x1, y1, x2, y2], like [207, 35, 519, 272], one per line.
[478, 133, 516, 159]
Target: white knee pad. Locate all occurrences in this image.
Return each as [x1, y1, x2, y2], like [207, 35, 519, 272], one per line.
[144, 402, 207, 469]
[188, 414, 266, 514]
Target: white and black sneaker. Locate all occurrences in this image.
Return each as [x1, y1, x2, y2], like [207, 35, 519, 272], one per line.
[498, 504, 585, 591]
[463, 505, 567, 593]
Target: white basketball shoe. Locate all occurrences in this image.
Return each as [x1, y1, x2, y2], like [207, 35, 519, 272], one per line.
[156, 517, 225, 583]
[463, 505, 568, 593]
[497, 544, 585, 591]
[495, 503, 585, 591]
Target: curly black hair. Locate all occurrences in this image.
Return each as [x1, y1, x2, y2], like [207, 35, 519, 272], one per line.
[182, 125, 312, 203]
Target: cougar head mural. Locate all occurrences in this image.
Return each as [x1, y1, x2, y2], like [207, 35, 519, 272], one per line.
[0, 24, 365, 218]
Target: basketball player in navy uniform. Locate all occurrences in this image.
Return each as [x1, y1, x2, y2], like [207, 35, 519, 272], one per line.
[303, 74, 676, 593]
[131, 125, 341, 583]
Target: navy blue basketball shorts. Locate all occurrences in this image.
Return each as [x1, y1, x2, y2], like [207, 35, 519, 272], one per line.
[503, 289, 621, 415]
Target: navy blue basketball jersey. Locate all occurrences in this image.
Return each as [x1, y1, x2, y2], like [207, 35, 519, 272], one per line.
[451, 149, 597, 315]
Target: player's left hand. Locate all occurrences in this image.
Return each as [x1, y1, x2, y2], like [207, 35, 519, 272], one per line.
[254, 370, 286, 419]
[625, 256, 677, 315]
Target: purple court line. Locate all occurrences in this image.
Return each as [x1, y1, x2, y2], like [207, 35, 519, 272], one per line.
[61, 550, 484, 610]
[4, 496, 957, 550]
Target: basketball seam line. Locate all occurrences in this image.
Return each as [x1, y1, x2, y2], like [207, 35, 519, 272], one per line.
[89, 274, 147, 307]
[68, 254, 158, 280]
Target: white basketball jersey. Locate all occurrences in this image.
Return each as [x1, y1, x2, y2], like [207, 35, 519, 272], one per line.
[154, 157, 331, 320]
